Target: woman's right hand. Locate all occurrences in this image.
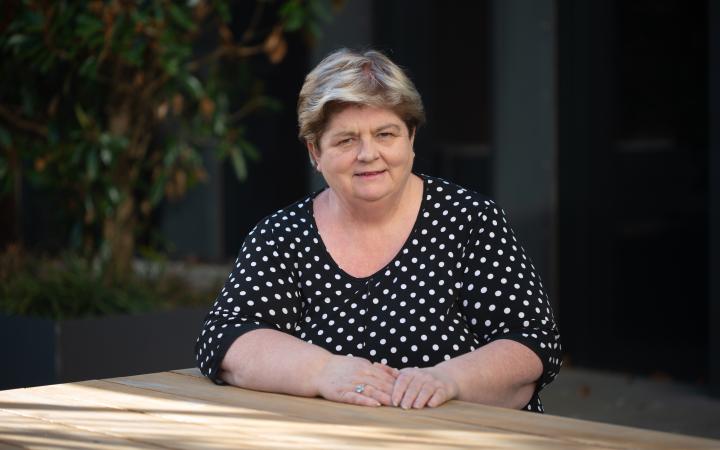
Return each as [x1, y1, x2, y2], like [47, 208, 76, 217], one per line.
[314, 355, 399, 407]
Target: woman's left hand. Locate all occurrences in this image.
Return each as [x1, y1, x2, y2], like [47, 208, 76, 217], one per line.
[391, 366, 459, 409]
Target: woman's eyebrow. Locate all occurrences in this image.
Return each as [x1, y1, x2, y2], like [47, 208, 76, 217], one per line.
[374, 123, 402, 133]
[328, 130, 358, 140]
[328, 123, 401, 139]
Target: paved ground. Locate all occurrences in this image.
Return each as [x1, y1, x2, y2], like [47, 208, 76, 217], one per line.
[541, 367, 720, 440]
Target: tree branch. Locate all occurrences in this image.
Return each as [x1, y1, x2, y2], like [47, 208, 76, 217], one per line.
[186, 43, 265, 72]
[42, 4, 70, 60]
[0, 104, 48, 137]
[228, 96, 264, 123]
[241, 2, 266, 43]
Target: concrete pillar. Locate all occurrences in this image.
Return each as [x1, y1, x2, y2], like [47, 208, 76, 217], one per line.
[489, 0, 558, 311]
[709, 0, 720, 398]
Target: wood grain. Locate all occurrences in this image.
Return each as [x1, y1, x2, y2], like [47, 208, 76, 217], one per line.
[1, 370, 718, 450]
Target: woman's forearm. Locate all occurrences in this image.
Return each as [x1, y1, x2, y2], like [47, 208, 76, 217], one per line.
[221, 331, 543, 409]
[433, 339, 543, 409]
[219, 328, 333, 397]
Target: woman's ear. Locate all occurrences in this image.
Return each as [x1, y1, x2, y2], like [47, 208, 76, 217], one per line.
[307, 141, 320, 169]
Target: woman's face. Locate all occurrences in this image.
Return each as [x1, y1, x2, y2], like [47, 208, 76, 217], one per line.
[309, 105, 415, 205]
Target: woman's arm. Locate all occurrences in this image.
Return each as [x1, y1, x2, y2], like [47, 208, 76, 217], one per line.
[220, 328, 398, 407]
[390, 339, 541, 409]
[434, 339, 542, 408]
[219, 328, 330, 396]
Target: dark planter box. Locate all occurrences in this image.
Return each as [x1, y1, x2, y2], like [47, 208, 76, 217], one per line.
[0, 307, 207, 390]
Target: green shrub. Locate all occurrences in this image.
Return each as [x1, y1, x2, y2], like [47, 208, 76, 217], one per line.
[0, 248, 215, 319]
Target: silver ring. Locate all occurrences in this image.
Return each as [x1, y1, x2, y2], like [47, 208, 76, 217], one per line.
[354, 384, 365, 394]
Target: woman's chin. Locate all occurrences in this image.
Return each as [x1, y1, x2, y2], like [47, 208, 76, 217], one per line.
[351, 185, 392, 203]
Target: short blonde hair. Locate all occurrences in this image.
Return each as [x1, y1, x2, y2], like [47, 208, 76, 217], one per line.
[297, 48, 426, 146]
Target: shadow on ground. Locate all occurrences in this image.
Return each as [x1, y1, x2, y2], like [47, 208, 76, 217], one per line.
[542, 367, 720, 440]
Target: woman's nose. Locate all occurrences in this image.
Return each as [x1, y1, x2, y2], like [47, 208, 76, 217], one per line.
[356, 138, 379, 161]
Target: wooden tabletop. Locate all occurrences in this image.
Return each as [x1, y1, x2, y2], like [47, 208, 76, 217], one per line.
[1, 369, 718, 450]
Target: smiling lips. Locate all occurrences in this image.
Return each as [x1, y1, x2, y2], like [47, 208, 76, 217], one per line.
[355, 170, 386, 177]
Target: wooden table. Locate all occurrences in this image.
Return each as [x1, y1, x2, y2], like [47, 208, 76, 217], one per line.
[1, 369, 718, 449]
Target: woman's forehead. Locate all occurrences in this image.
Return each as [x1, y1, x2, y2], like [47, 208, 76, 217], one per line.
[325, 105, 404, 131]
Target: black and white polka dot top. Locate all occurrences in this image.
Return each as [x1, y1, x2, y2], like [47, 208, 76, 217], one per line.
[195, 174, 562, 412]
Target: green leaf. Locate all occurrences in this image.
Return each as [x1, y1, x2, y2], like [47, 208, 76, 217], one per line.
[237, 136, 260, 161]
[214, 140, 229, 158]
[280, 0, 305, 32]
[100, 148, 112, 165]
[108, 186, 120, 204]
[75, 13, 104, 43]
[23, 9, 45, 31]
[260, 96, 283, 112]
[306, 21, 323, 39]
[74, 104, 92, 129]
[124, 40, 147, 67]
[99, 132, 112, 147]
[163, 57, 180, 76]
[37, 52, 57, 74]
[184, 75, 204, 99]
[213, 113, 226, 135]
[5, 34, 29, 48]
[168, 4, 195, 31]
[229, 147, 247, 180]
[78, 56, 98, 78]
[213, 0, 231, 22]
[149, 174, 168, 206]
[309, 0, 333, 23]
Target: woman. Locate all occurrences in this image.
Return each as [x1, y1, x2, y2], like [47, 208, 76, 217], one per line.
[195, 49, 561, 412]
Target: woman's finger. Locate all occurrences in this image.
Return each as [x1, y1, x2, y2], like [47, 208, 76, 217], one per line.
[373, 362, 400, 378]
[341, 390, 381, 407]
[399, 376, 425, 410]
[361, 383, 393, 406]
[427, 388, 450, 408]
[363, 365, 399, 397]
[412, 383, 437, 409]
[391, 372, 414, 406]
[366, 371, 397, 395]
[369, 364, 399, 383]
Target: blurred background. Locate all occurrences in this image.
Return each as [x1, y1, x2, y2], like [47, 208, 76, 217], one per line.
[1, 0, 718, 439]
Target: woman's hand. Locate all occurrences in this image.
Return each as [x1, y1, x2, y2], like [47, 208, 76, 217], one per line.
[315, 355, 399, 407]
[391, 366, 459, 409]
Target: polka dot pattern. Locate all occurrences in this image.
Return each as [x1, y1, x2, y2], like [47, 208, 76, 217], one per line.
[195, 174, 562, 412]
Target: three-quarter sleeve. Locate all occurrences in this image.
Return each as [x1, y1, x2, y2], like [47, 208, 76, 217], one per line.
[459, 199, 562, 392]
[194, 218, 301, 383]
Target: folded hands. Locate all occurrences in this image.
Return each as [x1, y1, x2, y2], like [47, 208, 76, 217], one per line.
[315, 355, 459, 409]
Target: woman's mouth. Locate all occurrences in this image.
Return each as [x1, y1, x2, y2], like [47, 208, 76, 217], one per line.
[355, 170, 386, 178]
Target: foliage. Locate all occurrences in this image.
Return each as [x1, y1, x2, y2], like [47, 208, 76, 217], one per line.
[0, 246, 219, 319]
[0, 0, 331, 279]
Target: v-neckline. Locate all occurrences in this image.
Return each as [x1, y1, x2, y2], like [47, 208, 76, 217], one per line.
[307, 174, 427, 282]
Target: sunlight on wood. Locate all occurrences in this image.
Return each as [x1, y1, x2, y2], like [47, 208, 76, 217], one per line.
[1, 370, 719, 449]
